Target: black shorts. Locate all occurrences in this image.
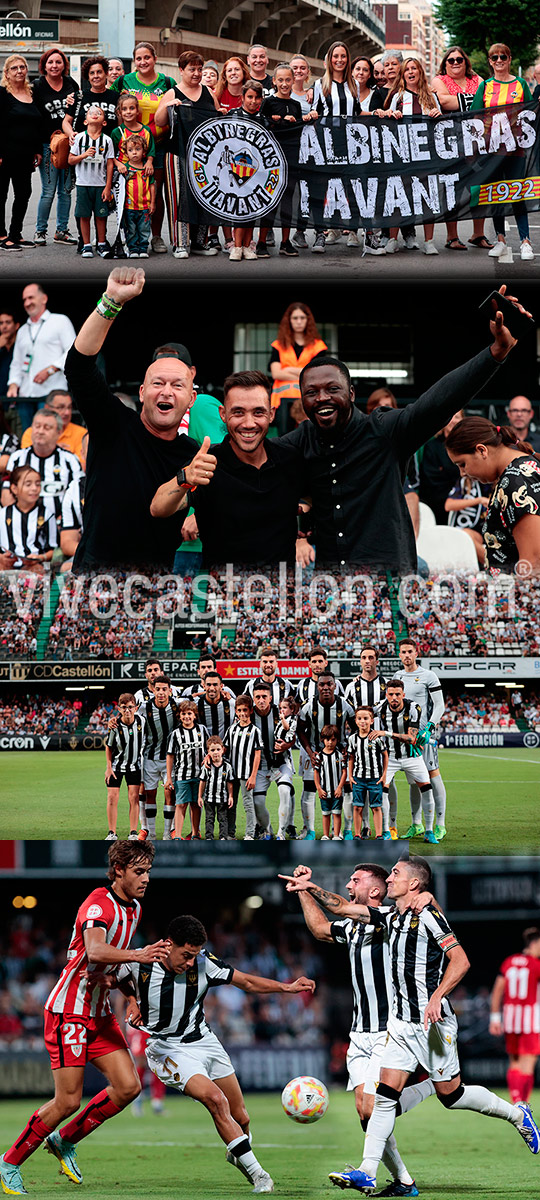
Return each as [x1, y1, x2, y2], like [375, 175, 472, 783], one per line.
[106, 767, 142, 788]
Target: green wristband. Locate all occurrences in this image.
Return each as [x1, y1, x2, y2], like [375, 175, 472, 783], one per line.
[96, 293, 123, 320]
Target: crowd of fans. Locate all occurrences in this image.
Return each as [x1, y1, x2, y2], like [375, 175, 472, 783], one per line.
[0, 909, 326, 1053]
[439, 692, 523, 733]
[401, 575, 540, 656]
[0, 576, 43, 659]
[0, 694, 80, 735]
[49, 574, 156, 660]
[2, 40, 539, 260]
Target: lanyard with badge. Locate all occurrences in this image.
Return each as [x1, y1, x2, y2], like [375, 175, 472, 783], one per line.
[22, 318, 44, 375]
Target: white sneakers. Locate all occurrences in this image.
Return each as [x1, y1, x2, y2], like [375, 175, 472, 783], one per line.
[488, 240, 507, 257]
[423, 240, 439, 255]
[520, 240, 534, 261]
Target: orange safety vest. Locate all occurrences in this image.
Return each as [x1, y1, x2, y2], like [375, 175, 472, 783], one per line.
[270, 338, 327, 409]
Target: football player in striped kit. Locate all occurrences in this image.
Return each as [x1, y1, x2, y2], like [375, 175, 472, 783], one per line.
[298, 672, 355, 841]
[0, 842, 168, 1198]
[245, 646, 295, 707]
[223, 694, 262, 840]
[117, 914, 316, 1195]
[104, 693, 145, 841]
[490, 927, 540, 1104]
[252, 682, 294, 840]
[165, 700, 208, 840]
[281, 861, 435, 1197]
[181, 654, 235, 702]
[134, 658, 183, 706]
[138, 676, 179, 841]
[395, 639, 447, 841]
[195, 672, 236, 740]
[372, 681, 438, 843]
[285, 857, 540, 1193]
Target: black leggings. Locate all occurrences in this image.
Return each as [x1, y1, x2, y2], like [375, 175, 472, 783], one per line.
[0, 156, 34, 242]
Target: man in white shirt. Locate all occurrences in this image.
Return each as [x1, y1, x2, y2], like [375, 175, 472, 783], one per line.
[7, 283, 76, 432]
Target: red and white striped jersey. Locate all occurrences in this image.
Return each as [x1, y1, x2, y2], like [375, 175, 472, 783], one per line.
[45, 886, 142, 1018]
[500, 953, 540, 1035]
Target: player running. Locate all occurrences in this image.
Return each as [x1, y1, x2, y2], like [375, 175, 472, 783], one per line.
[490, 926, 540, 1104]
[395, 640, 446, 841]
[118, 913, 316, 1194]
[0, 841, 168, 1197]
[282, 856, 540, 1193]
[283, 861, 435, 1197]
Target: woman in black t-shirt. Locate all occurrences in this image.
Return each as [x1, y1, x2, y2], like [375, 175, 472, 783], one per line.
[155, 51, 219, 258]
[446, 416, 540, 575]
[33, 47, 78, 245]
[63, 55, 119, 139]
[0, 55, 44, 250]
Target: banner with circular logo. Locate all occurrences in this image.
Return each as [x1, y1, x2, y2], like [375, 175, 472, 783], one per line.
[186, 116, 288, 224]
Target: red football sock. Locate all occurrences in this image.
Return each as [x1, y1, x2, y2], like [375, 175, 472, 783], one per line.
[521, 1072, 535, 1103]
[4, 1111, 54, 1166]
[507, 1068, 523, 1104]
[60, 1090, 122, 1145]
[150, 1075, 166, 1101]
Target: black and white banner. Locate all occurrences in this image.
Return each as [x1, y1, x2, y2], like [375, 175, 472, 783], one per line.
[175, 102, 540, 228]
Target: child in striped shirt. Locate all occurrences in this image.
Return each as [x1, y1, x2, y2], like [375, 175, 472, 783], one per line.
[198, 736, 234, 840]
[165, 700, 208, 841]
[68, 106, 114, 258]
[347, 707, 388, 840]
[313, 724, 346, 841]
[223, 694, 262, 841]
[122, 134, 156, 257]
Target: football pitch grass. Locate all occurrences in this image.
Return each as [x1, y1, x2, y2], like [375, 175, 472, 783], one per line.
[1, 1090, 538, 1199]
[1, 748, 539, 853]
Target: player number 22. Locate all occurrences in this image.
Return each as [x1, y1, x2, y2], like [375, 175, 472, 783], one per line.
[63, 1022, 87, 1046]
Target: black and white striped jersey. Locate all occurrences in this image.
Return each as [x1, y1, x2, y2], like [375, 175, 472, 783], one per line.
[196, 695, 236, 740]
[347, 732, 385, 780]
[120, 949, 234, 1041]
[141, 700, 179, 761]
[135, 683, 183, 706]
[316, 748, 346, 798]
[252, 703, 281, 770]
[4, 446, 83, 515]
[166, 724, 208, 780]
[299, 696, 356, 751]
[368, 904, 460, 1024]
[200, 760, 233, 804]
[296, 676, 344, 705]
[0, 499, 58, 560]
[61, 475, 85, 531]
[345, 674, 386, 711]
[375, 699, 421, 761]
[393, 667, 445, 727]
[224, 722, 263, 779]
[0, 431, 19, 458]
[245, 675, 294, 706]
[107, 716, 145, 775]
[274, 715, 297, 769]
[313, 78, 359, 117]
[182, 681, 235, 701]
[331, 917, 392, 1033]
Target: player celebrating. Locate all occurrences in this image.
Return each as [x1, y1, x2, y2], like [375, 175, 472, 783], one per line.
[119, 914, 316, 1194]
[283, 857, 540, 1192]
[0, 842, 168, 1197]
[372, 681, 437, 843]
[298, 672, 356, 841]
[490, 926, 540, 1104]
[395, 639, 446, 841]
[138, 676, 179, 841]
[245, 646, 295, 706]
[104, 693, 145, 841]
[283, 861, 435, 1197]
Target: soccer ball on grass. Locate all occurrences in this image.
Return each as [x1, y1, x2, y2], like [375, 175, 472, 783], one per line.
[281, 1076, 329, 1123]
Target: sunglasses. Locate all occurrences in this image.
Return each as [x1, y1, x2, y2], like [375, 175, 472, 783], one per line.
[446, 56, 464, 65]
[490, 53, 508, 60]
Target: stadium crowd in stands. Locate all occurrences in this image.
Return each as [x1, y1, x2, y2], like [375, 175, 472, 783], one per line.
[439, 692, 522, 733]
[0, 694, 80, 735]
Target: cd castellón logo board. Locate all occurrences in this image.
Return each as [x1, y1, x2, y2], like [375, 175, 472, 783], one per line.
[186, 116, 287, 222]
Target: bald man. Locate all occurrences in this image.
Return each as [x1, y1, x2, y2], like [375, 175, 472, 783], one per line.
[65, 268, 216, 569]
[506, 395, 540, 452]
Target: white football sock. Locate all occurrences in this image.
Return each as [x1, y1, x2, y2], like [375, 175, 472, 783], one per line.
[447, 1085, 520, 1123]
[381, 791, 390, 834]
[361, 1095, 398, 1177]
[227, 1135, 261, 1179]
[409, 784, 422, 825]
[420, 786, 434, 833]
[342, 792, 353, 833]
[388, 780, 398, 825]
[399, 1078, 435, 1113]
[431, 775, 446, 825]
[300, 790, 316, 833]
[381, 1134, 413, 1185]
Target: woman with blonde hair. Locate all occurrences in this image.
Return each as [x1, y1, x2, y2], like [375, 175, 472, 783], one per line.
[0, 54, 43, 251]
[384, 58, 441, 255]
[269, 302, 327, 412]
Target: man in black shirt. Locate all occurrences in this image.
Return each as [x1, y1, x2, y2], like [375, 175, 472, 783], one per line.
[280, 292, 520, 572]
[152, 370, 304, 565]
[65, 267, 217, 570]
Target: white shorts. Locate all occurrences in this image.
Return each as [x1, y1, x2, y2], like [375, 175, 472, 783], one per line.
[255, 763, 294, 793]
[146, 1030, 235, 1091]
[422, 743, 439, 773]
[385, 757, 430, 788]
[142, 757, 168, 790]
[346, 1030, 386, 1094]
[381, 1011, 460, 1082]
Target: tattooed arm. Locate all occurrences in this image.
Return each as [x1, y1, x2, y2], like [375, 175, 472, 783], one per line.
[278, 865, 371, 922]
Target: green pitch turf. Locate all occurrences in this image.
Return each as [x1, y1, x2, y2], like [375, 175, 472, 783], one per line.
[1, 748, 538, 853]
[1, 1089, 538, 1199]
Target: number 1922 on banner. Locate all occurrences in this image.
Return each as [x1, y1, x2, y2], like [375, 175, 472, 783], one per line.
[471, 177, 540, 205]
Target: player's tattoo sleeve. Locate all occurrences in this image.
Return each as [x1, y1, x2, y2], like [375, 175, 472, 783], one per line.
[309, 885, 350, 913]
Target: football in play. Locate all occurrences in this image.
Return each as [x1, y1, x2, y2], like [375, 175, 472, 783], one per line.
[281, 1076, 329, 1123]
